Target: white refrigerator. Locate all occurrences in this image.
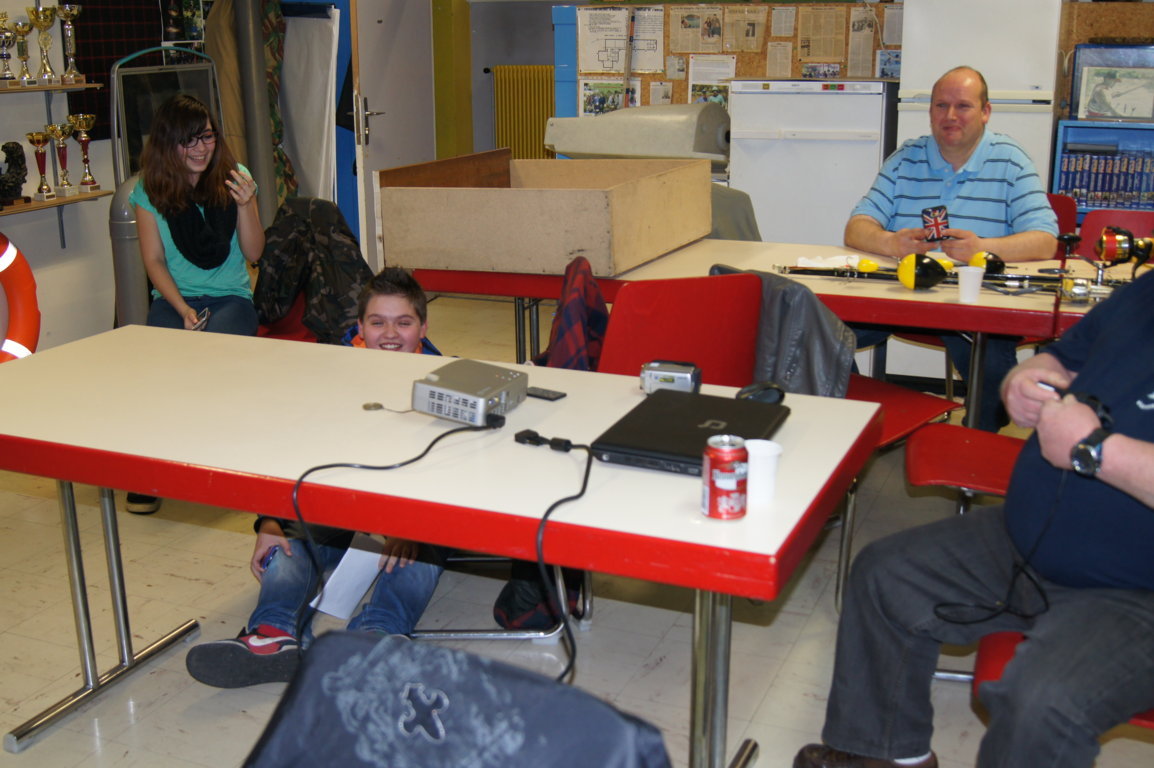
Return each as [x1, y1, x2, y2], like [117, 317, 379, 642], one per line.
[728, 80, 897, 246]
[897, 0, 1063, 188]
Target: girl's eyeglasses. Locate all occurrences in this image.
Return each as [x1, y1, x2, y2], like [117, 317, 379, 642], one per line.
[180, 130, 218, 149]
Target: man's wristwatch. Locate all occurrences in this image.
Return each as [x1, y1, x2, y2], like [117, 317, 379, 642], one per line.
[1070, 427, 1111, 477]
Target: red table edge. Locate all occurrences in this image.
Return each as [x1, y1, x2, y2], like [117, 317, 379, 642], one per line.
[414, 268, 1083, 339]
[413, 268, 627, 302]
[0, 408, 880, 601]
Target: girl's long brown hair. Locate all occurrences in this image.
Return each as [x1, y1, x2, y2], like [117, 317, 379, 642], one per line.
[139, 94, 237, 217]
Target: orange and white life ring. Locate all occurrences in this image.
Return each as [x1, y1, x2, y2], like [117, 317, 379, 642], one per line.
[0, 233, 40, 363]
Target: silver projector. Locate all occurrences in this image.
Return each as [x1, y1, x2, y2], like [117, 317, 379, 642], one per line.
[411, 359, 528, 426]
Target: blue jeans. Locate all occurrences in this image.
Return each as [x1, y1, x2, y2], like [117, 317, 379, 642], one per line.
[249, 539, 445, 642]
[147, 294, 259, 336]
[823, 507, 1154, 767]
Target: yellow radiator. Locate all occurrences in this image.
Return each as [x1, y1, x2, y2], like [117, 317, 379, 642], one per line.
[493, 65, 555, 160]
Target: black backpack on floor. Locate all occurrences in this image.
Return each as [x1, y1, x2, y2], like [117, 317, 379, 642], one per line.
[245, 631, 671, 768]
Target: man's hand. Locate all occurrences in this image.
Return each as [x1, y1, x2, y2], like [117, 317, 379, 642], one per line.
[1000, 353, 1074, 429]
[845, 215, 932, 260]
[251, 519, 292, 581]
[379, 538, 420, 574]
[1035, 394, 1102, 471]
[937, 228, 984, 262]
[889, 227, 934, 259]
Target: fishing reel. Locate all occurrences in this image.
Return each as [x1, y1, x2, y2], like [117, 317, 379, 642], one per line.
[1096, 226, 1153, 277]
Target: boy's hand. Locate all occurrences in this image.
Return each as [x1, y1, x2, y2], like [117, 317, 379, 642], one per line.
[251, 519, 292, 581]
[379, 538, 419, 574]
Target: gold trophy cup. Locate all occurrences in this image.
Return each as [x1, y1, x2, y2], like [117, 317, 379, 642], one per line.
[67, 113, 97, 190]
[26, 130, 54, 200]
[57, 5, 82, 84]
[26, 5, 57, 83]
[12, 20, 33, 85]
[44, 122, 77, 196]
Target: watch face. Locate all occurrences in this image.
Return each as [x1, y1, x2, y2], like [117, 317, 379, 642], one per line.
[1071, 429, 1108, 477]
[1071, 445, 1097, 477]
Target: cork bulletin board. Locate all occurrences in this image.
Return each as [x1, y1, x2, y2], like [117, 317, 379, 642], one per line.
[577, 3, 902, 109]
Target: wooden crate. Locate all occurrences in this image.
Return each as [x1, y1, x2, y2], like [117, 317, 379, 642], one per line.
[379, 149, 711, 276]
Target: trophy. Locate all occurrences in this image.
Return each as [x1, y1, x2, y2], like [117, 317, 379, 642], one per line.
[66, 113, 97, 190]
[57, 5, 82, 84]
[0, 23, 16, 84]
[12, 20, 33, 85]
[25, 130, 54, 200]
[26, 5, 57, 84]
[44, 122, 77, 196]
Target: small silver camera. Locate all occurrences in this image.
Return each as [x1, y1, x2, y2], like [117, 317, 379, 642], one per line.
[640, 360, 702, 394]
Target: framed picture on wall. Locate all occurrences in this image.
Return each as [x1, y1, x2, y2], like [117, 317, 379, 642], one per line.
[1077, 66, 1154, 120]
[1071, 44, 1154, 121]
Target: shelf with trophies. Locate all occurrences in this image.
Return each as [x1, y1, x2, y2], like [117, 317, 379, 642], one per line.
[0, 4, 110, 217]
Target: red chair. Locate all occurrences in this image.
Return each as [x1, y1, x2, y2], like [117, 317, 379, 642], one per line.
[973, 632, 1154, 730]
[1046, 193, 1078, 259]
[257, 291, 319, 343]
[597, 273, 762, 386]
[905, 422, 1025, 514]
[845, 375, 960, 450]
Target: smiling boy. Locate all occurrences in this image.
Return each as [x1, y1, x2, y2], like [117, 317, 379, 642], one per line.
[185, 267, 445, 688]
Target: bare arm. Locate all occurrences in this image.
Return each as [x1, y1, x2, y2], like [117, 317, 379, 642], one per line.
[844, 214, 931, 260]
[227, 168, 264, 264]
[135, 206, 200, 329]
[938, 228, 1056, 263]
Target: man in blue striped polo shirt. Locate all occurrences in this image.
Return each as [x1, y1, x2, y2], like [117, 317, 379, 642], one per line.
[845, 66, 1058, 432]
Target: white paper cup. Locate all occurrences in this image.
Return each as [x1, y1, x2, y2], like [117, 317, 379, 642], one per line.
[956, 266, 984, 304]
[745, 439, 783, 513]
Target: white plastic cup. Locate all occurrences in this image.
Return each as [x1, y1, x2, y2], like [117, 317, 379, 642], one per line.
[745, 439, 783, 513]
[956, 266, 985, 304]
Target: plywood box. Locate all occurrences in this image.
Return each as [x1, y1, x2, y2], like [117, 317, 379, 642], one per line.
[379, 149, 711, 276]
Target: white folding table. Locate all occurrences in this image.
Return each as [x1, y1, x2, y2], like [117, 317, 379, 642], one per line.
[0, 326, 880, 766]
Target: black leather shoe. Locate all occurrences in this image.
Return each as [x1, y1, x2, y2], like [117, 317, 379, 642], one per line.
[793, 744, 937, 768]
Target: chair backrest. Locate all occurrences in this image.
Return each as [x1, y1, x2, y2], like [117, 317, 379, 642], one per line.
[1045, 193, 1077, 259]
[1076, 209, 1154, 262]
[597, 273, 761, 388]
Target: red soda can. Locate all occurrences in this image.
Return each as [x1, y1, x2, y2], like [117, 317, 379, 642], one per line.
[702, 434, 748, 520]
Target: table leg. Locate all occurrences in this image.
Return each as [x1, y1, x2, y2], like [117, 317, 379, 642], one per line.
[691, 590, 759, 768]
[528, 298, 541, 361]
[514, 298, 528, 364]
[3, 483, 200, 753]
[963, 331, 988, 430]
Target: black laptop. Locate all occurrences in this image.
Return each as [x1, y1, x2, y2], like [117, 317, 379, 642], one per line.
[591, 389, 790, 476]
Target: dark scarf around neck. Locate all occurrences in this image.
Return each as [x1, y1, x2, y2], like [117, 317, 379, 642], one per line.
[167, 199, 239, 270]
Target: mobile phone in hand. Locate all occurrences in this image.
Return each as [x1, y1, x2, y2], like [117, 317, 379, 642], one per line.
[260, 546, 281, 570]
[192, 308, 210, 331]
[922, 206, 951, 242]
